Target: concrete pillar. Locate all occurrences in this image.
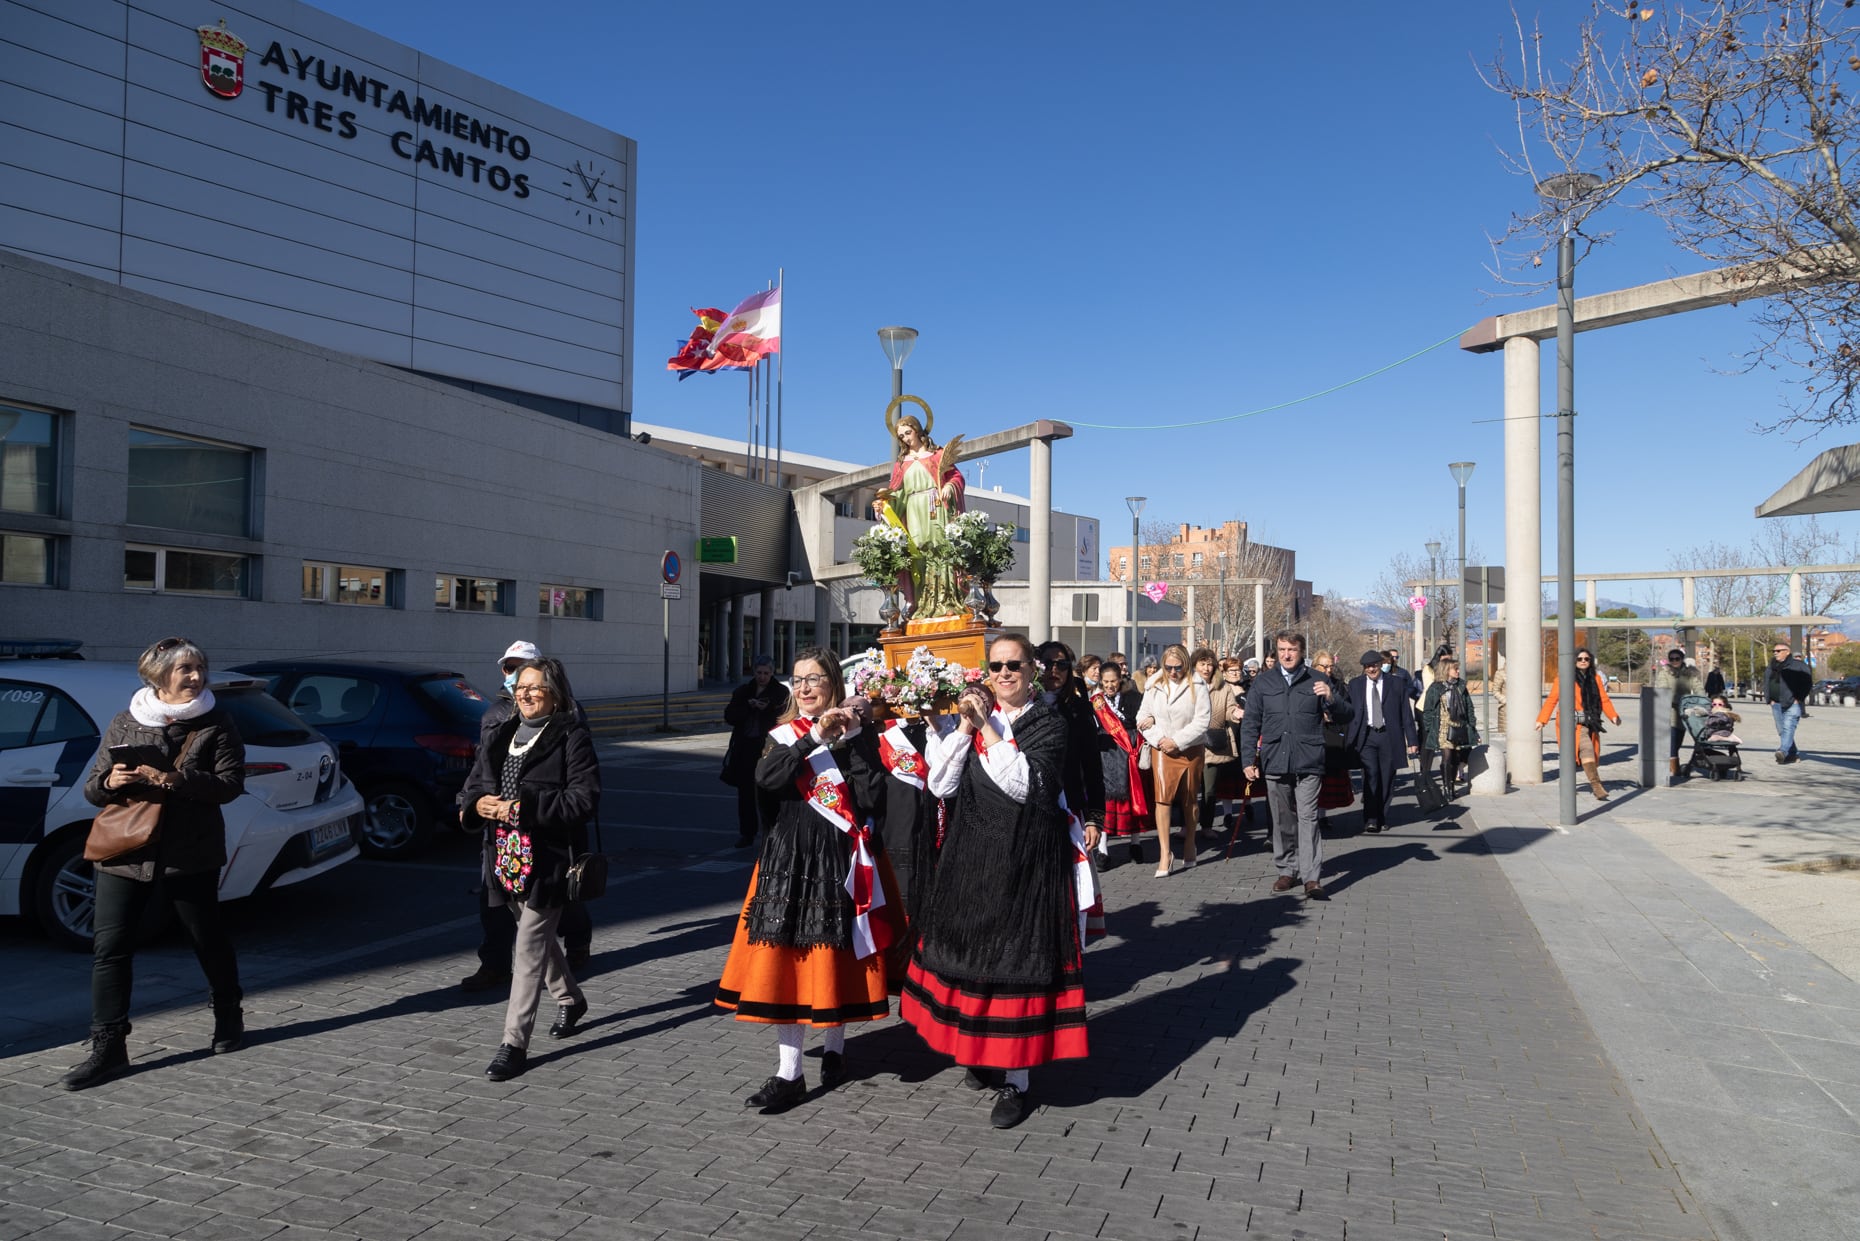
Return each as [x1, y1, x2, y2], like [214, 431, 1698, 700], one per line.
[727, 595, 745, 681]
[1186, 583, 1198, 648]
[1788, 570, 1803, 618]
[1412, 600, 1424, 670]
[812, 583, 830, 653]
[1503, 336, 1543, 785]
[1253, 582, 1265, 662]
[709, 600, 727, 682]
[1682, 576, 1696, 620]
[756, 587, 774, 660]
[1584, 579, 1597, 620]
[1029, 436, 1053, 642]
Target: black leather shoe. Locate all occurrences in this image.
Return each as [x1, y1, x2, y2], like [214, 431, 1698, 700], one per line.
[548, 996, 588, 1039]
[745, 1074, 806, 1112]
[62, 1024, 130, 1092]
[1364, 822, 1383, 834]
[962, 1066, 1003, 1091]
[485, 1044, 527, 1082]
[820, 1051, 847, 1089]
[989, 1085, 1033, 1129]
[459, 967, 510, 993]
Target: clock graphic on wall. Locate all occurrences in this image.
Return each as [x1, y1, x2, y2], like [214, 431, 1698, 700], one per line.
[561, 159, 621, 229]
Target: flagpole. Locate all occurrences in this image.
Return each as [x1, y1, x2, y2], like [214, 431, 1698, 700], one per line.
[775, 267, 784, 490]
[744, 349, 754, 479]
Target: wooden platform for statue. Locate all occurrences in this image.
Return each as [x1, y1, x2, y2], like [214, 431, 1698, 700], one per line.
[879, 622, 1000, 677]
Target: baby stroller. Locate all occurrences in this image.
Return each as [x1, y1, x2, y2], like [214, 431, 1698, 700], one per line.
[1680, 694, 1743, 781]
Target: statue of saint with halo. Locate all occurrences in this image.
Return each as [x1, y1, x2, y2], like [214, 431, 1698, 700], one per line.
[872, 395, 965, 620]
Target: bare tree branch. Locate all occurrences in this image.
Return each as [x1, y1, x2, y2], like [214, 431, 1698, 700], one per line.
[1487, 0, 1860, 432]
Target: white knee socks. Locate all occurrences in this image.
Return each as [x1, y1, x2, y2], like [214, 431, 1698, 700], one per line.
[775, 1024, 804, 1080]
[1005, 1068, 1029, 1091]
[823, 1026, 845, 1054]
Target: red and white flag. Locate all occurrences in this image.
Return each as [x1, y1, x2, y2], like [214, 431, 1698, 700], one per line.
[712, 287, 781, 365]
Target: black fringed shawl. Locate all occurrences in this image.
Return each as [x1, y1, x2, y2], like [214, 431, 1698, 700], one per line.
[914, 698, 1075, 986]
[743, 724, 887, 949]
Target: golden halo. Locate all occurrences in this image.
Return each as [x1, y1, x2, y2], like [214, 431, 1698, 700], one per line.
[885, 394, 934, 440]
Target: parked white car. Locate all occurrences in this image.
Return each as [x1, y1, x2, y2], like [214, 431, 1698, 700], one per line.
[0, 660, 364, 950]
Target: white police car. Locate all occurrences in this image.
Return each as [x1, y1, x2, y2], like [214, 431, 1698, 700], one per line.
[0, 655, 364, 950]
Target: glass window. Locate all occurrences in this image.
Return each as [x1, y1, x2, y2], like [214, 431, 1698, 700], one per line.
[127, 426, 253, 537]
[0, 681, 49, 749]
[435, 575, 507, 614]
[0, 405, 57, 515]
[539, 585, 598, 619]
[124, 545, 251, 596]
[285, 675, 378, 726]
[1192, 552, 1204, 568]
[31, 687, 96, 747]
[216, 686, 315, 746]
[1, 533, 52, 585]
[412, 676, 489, 726]
[303, 561, 392, 606]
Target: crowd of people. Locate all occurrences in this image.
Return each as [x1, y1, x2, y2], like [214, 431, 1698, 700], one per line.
[63, 628, 1820, 1127]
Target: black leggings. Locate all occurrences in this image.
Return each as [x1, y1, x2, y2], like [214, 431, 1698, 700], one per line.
[91, 870, 241, 1029]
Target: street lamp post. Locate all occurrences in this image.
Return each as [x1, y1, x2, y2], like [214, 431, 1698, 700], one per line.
[1217, 550, 1229, 655]
[1425, 539, 1443, 664]
[1537, 171, 1602, 829]
[1126, 496, 1146, 661]
[1449, 462, 1477, 735]
[876, 326, 919, 400]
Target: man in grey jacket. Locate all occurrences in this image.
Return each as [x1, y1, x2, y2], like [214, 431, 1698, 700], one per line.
[1241, 631, 1353, 900]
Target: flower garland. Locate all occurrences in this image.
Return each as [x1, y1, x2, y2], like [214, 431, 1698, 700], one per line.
[847, 645, 986, 716]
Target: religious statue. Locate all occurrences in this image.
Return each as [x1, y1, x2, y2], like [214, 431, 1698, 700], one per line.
[873, 395, 965, 619]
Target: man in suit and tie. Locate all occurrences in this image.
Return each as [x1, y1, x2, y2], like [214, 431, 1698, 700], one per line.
[1347, 650, 1418, 834]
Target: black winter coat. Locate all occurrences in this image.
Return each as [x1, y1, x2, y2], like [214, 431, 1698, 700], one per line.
[748, 722, 886, 948]
[722, 677, 790, 787]
[1048, 685, 1106, 827]
[460, 711, 600, 910]
[1238, 663, 1352, 778]
[83, 706, 245, 881]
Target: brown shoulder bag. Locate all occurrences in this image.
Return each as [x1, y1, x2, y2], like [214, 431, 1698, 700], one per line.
[84, 729, 205, 864]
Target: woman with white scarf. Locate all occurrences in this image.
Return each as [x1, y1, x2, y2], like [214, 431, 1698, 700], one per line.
[66, 637, 246, 1091]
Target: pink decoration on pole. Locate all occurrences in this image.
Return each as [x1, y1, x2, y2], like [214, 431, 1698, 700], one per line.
[1144, 581, 1168, 603]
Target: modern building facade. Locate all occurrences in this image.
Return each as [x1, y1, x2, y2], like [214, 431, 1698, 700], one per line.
[0, 0, 723, 696]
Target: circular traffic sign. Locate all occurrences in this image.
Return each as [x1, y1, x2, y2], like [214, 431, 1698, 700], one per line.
[661, 550, 682, 584]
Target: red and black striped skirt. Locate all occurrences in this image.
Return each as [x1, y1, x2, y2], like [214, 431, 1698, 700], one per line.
[1102, 797, 1147, 837]
[900, 953, 1089, 1069]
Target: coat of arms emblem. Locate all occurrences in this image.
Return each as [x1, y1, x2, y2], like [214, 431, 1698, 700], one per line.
[197, 20, 247, 99]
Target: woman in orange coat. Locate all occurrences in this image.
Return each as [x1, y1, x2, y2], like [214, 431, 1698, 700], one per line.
[1534, 649, 1620, 800]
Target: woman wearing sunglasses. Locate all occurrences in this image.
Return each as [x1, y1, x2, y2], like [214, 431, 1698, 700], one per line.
[715, 647, 904, 1114]
[1533, 649, 1619, 800]
[1135, 643, 1211, 876]
[904, 634, 1088, 1130]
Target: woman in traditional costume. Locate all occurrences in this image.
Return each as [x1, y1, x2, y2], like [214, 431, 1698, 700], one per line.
[873, 405, 965, 619]
[715, 647, 905, 1113]
[1091, 660, 1149, 865]
[902, 634, 1091, 1129]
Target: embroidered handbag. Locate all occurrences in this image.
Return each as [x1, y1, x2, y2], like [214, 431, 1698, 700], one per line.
[84, 729, 204, 863]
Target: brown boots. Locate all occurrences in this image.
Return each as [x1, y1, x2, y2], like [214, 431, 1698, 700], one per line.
[1584, 759, 1608, 800]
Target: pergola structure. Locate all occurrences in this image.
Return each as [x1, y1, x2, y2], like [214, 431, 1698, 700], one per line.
[1460, 258, 1826, 784]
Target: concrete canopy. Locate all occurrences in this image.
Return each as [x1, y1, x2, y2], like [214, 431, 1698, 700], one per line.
[1755, 442, 1860, 517]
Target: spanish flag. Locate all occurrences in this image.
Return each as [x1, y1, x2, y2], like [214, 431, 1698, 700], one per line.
[666, 306, 726, 377]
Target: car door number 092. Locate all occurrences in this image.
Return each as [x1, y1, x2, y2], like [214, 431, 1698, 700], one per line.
[0, 689, 45, 704]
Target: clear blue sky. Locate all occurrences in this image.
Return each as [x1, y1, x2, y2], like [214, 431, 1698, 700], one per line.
[318, 0, 1860, 606]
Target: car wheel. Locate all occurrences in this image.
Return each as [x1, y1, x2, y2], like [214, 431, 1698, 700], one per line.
[31, 830, 173, 953]
[360, 783, 432, 859]
[33, 831, 98, 952]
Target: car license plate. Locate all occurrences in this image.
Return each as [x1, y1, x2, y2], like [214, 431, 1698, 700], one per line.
[308, 819, 352, 858]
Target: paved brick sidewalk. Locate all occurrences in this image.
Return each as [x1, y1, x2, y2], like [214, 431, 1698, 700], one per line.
[0, 815, 1711, 1241]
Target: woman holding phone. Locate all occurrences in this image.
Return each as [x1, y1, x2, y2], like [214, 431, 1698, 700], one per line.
[67, 637, 246, 1091]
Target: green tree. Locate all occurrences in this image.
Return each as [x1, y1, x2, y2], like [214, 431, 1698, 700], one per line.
[1590, 607, 1652, 678]
[1827, 644, 1860, 678]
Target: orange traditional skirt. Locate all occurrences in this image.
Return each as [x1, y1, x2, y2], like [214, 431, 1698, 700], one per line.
[714, 859, 907, 1027]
